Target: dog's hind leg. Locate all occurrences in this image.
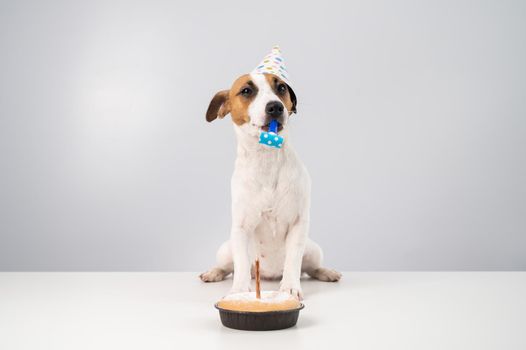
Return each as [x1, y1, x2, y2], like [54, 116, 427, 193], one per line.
[301, 239, 342, 282]
[199, 240, 234, 282]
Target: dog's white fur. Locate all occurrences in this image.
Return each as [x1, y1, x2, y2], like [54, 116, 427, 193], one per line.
[200, 73, 341, 299]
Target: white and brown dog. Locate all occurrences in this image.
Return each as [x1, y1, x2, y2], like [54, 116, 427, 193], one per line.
[200, 55, 341, 300]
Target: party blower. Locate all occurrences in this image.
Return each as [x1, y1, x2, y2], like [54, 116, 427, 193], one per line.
[259, 120, 283, 148]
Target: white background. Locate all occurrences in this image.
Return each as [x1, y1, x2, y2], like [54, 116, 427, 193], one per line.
[1, 0, 525, 271]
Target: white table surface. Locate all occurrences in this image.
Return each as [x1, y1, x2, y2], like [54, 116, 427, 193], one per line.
[0, 272, 524, 350]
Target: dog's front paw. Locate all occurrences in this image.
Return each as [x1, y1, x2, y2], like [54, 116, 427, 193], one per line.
[311, 268, 342, 282]
[279, 281, 303, 300]
[199, 268, 227, 282]
[230, 280, 251, 294]
[229, 286, 251, 294]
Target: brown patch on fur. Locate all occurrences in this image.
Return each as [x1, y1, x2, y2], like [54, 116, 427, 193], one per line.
[264, 74, 296, 114]
[205, 74, 256, 125]
[228, 74, 254, 125]
[206, 90, 230, 122]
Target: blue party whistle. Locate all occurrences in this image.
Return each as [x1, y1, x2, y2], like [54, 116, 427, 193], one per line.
[259, 120, 284, 148]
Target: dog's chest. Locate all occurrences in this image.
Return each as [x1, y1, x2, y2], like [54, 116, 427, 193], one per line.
[233, 146, 309, 226]
[247, 170, 302, 224]
[232, 150, 306, 211]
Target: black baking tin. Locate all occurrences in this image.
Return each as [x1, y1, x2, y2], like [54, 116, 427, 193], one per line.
[215, 303, 304, 331]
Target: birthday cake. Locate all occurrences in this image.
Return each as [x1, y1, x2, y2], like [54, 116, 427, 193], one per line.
[217, 291, 301, 312]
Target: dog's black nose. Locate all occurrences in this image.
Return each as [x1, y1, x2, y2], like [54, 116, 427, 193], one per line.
[265, 101, 284, 117]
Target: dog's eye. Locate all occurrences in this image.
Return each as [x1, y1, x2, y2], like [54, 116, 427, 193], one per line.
[277, 84, 287, 94]
[240, 87, 253, 97]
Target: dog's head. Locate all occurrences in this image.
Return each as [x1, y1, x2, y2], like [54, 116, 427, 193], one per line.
[206, 73, 297, 137]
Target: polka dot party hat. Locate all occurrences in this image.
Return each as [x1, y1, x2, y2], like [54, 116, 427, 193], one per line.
[252, 45, 292, 88]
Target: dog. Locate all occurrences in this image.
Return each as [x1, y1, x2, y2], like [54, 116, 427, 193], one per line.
[199, 52, 341, 300]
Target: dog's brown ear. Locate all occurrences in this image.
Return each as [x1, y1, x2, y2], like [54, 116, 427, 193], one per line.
[206, 90, 231, 122]
[287, 85, 297, 114]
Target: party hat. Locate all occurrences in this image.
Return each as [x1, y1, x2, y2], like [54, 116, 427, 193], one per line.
[251, 45, 292, 89]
